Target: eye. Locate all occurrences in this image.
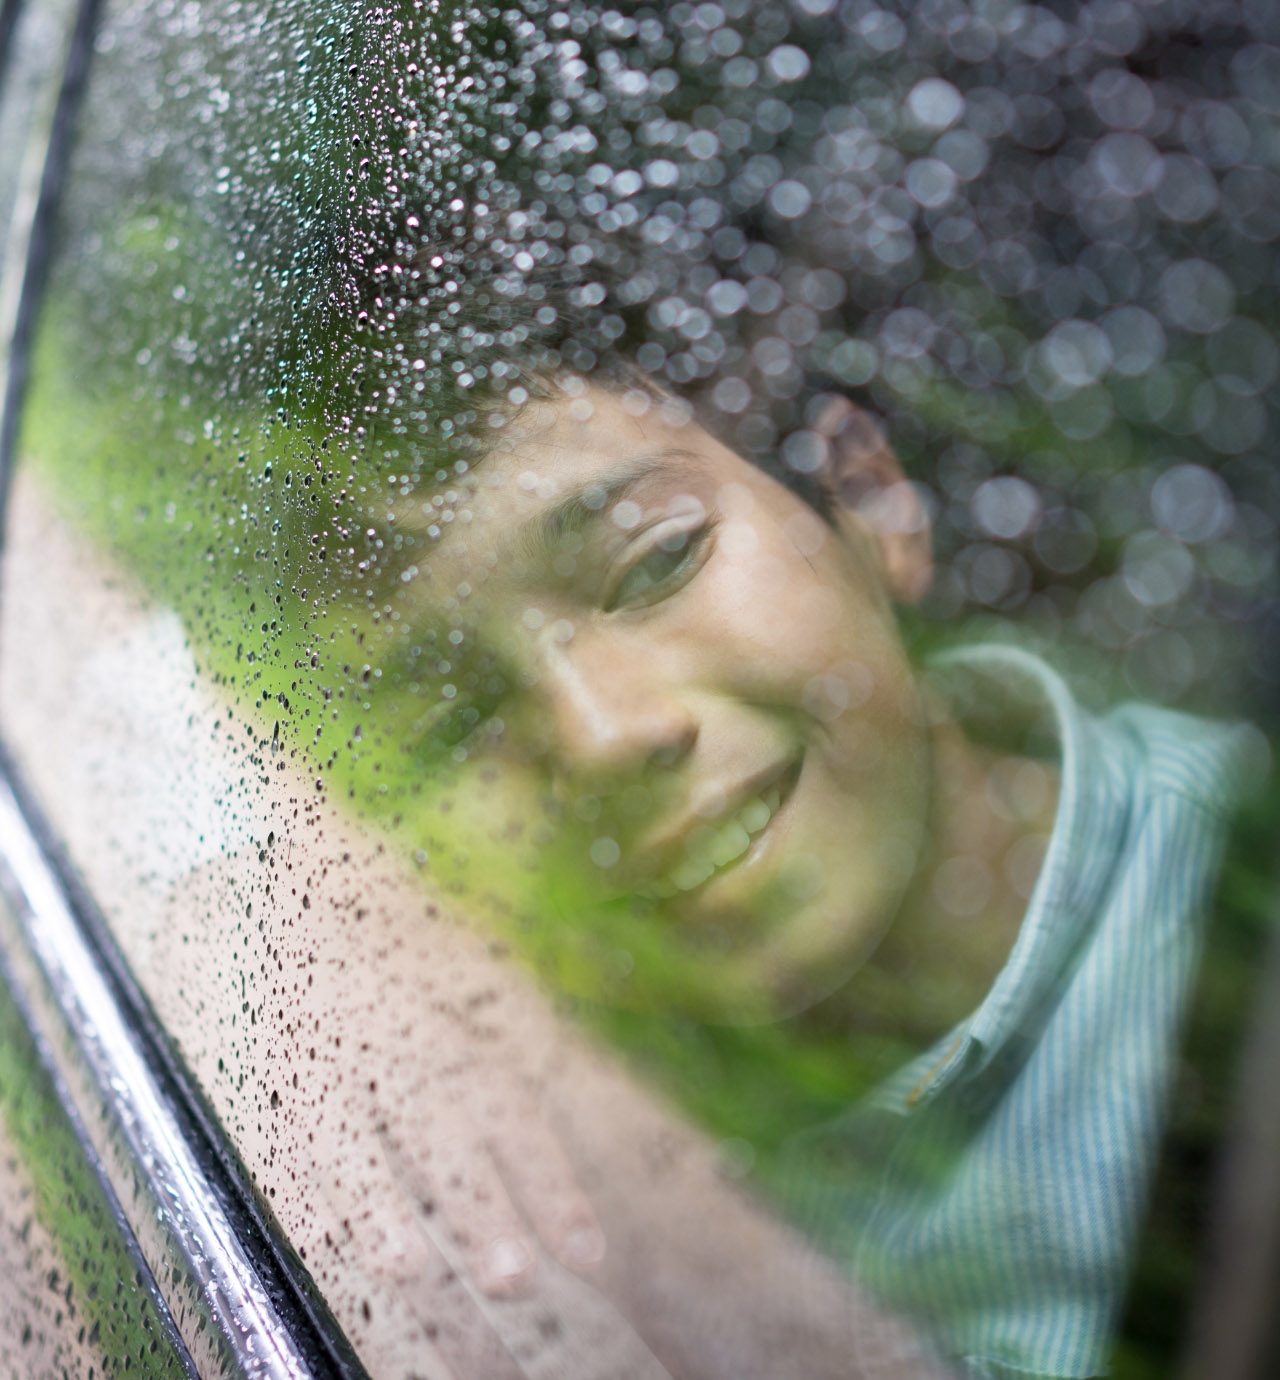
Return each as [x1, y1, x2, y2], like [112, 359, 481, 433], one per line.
[605, 521, 713, 612]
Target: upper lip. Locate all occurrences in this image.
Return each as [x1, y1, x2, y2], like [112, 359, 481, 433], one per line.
[628, 757, 798, 891]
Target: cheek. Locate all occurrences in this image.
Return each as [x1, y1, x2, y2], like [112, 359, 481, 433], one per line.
[418, 762, 553, 898]
[674, 540, 910, 714]
[420, 757, 616, 911]
[669, 547, 833, 674]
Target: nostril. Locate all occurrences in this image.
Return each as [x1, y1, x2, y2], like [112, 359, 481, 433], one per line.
[537, 641, 697, 779]
[652, 724, 696, 770]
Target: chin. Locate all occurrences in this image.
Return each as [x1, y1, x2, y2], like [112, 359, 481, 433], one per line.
[742, 889, 899, 1022]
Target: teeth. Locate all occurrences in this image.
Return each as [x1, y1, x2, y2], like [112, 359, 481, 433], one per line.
[640, 775, 790, 900]
[671, 857, 715, 892]
[738, 798, 772, 833]
[710, 819, 751, 868]
[735, 785, 782, 837]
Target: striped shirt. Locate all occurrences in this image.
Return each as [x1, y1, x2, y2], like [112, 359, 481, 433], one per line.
[783, 646, 1250, 1380]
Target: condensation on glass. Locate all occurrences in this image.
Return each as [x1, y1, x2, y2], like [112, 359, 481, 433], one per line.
[0, 1, 1276, 1378]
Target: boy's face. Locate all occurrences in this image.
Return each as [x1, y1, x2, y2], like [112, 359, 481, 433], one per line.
[401, 386, 933, 1020]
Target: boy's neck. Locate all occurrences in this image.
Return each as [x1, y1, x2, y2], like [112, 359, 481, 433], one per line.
[796, 701, 1060, 1059]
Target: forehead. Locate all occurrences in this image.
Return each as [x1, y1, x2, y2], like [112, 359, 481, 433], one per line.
[488, 388, 726, 501]
[422, 387, 756, 569]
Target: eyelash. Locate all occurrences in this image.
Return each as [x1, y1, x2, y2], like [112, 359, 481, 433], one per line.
[604, 517, 717, 613]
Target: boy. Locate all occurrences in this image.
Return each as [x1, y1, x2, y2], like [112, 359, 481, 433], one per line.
[363, 359, 1247, 1379]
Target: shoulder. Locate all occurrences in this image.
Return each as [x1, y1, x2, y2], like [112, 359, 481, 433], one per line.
[935, 640, 1258, 818]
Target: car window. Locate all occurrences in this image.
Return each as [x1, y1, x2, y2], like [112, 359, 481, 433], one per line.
[0, 1, 198, 1369]
[0, 3, 1276, 1378]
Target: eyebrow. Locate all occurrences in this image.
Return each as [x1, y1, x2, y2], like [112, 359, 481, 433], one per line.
[517, 447, 703, 565]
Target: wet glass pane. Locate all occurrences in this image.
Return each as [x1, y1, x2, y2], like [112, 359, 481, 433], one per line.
[1, 1, 1277, 1377]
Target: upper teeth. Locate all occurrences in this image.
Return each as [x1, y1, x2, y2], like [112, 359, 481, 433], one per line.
[643, 784, 783, 899]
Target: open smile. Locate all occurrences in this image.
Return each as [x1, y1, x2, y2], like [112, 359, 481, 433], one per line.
[637, 758, 803, 902]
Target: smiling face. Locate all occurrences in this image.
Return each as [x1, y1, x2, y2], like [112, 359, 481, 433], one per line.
[395, 385, 934, 1021]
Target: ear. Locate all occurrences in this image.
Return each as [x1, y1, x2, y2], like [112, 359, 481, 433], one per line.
[810, 396, 933, 606]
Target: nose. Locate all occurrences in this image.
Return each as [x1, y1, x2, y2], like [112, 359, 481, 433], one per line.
[534, 638, 697, 785]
